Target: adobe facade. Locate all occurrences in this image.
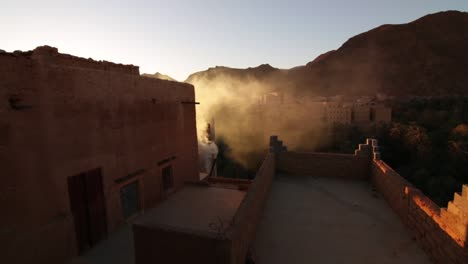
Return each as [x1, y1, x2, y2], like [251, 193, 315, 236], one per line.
[0, 46, 199, 264]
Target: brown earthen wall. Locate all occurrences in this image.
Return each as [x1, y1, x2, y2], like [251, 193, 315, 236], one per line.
[371, 160, 412, 220]
[371, 160, 468, 264]
[229, 153, 276, 264]
[0, 49, 199, 264]
[133, 153, 275, 264]
[276, 151, 370, 180]
[133, 225, 231, 264]
[208, 177, 252, 185]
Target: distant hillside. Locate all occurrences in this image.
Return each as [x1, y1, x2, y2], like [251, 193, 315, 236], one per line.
[186, 11, 468, 97]
[186, 64, 281, 83]
[143, 72, 177, 81]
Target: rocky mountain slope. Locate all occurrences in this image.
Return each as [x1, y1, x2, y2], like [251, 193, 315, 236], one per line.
[186, 11, 468, 97]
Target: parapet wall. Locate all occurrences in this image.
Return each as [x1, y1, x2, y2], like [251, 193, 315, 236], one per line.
[276, 151, 371, 180]
[2, 46, 139, 75]
[371, 160, 412, 221]
[133, 220, 231, 264]
[229, 153, 275, 264]
[371, 159, 468, 264]
[274, 137, 467, 263]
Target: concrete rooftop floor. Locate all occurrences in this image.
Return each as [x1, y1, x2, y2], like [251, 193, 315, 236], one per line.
[253, 175, 431, 264]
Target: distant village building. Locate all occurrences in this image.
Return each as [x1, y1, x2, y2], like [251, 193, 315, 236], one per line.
[325, 102, 352, 124]
[353, 105, 372, 123]
[258, 92, 392, 126]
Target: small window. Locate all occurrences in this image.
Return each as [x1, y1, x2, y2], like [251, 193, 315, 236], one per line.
[162, 165, 173, 191]
[120, 181, 140, 219]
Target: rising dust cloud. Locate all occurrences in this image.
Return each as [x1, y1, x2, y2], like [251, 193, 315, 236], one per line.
[188, 70, 330, 171]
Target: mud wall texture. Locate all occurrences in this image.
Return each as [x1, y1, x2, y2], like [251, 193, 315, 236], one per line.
[0, 46, 199, 264]
[229, 153, 276, 264]
[371, 160, 468, 264]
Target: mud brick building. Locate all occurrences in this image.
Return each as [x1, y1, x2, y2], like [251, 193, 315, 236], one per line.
[0, 46, 198, 263]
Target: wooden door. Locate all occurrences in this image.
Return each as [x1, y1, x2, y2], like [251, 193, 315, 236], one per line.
[68, 173, 91, 253]
[68, 168, 107, 253]
[84, 168, 107, 245]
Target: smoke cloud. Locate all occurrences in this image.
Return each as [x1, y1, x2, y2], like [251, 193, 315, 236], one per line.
[187, 68, 330, 171]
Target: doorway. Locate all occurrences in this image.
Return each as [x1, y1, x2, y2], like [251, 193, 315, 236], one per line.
[68, 168, 107, 253]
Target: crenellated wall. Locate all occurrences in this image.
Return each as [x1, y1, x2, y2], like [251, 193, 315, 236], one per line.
[273, 136, 467, 263]
[370, 146, 468, 264]
[275, 139, 373, 180]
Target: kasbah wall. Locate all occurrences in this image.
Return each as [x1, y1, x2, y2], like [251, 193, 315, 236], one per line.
[275, 138, 468, 264]
[0, 46, 199, 264]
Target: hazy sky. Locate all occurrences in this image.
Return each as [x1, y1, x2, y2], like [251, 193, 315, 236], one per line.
[2, 0, 468, 81]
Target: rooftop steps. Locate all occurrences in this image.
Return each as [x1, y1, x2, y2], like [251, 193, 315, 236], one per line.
[447, 201, 468, 222]
[440, 208, 467, 241]
[453, 192, 468, 212]
[462, 184, 468, 199]
[439, 186, 468, 244]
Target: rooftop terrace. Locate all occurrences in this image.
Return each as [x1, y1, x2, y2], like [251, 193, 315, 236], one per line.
[72, 138, 467, 264]
[254, 175, 430, 263]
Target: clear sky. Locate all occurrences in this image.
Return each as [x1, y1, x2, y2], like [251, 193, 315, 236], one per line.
[2, 0, 468, 81]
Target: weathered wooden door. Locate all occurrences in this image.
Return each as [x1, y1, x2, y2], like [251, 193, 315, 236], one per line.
[68, 168, 107, 253]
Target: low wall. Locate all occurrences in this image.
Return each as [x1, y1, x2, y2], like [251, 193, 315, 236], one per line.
[208, 177, 252, 190]
[276, 152, 370, 180]
[133, 153, 275, 264]
[371, 160, 412, 221]
[3, 215, 76, 264]
[133, 225, 231, 264]
[229, 153, 276, 264]
[371, 160, 468, 264]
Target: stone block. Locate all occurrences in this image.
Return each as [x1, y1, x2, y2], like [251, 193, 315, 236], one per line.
[453, 193, 468, 213]
[373, 152, 381, 160]
[366, 138, 378, 146]
[448, 201, 462, 216]
[462, 185, 468, 199]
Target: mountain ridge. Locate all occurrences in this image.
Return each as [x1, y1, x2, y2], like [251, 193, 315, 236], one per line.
[186, 10, 468, 97]
[143, 72, 177, 81]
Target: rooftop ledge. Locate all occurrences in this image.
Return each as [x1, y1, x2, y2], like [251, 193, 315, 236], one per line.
[133, 184, 246, 238]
